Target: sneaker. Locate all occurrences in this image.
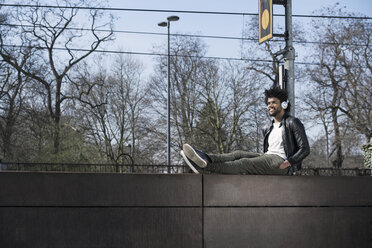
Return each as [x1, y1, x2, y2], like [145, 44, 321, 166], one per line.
[183, 144, 209, 168]
[180, 151, 200, 174]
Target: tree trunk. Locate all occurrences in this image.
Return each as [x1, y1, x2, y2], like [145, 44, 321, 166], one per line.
[331, 107, 343, 168]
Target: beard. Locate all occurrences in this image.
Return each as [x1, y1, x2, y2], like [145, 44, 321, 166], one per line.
[268, 107, 281, 117]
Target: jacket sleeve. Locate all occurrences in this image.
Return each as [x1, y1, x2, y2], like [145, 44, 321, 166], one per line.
[262, 122, 272, 153]
[287, 118, 310, 165]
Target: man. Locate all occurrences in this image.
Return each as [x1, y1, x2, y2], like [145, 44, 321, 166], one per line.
[180, 87, 310, 175]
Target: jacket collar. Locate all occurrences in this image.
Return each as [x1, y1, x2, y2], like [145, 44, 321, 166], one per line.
[271, 112, 290, 128]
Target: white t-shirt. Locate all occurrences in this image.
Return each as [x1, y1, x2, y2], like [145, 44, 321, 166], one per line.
[266, 122, 287, 160]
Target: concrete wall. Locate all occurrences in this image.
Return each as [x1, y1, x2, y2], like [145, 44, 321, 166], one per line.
[0, 172, 371, 248]
[204, 175, 372, 248]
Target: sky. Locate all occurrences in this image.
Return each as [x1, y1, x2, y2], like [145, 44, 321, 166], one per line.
[103, 0, 372, 68]
[6, 0, 369, 76]
[4, 0, 370, 81]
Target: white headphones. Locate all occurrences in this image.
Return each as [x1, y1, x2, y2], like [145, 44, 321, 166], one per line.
[281, 101, 289, 110]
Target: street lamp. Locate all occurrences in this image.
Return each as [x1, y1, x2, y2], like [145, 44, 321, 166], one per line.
[158, 15, 179, 173]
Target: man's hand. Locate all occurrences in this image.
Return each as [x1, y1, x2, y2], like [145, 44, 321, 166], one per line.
[279, 160, 291, 170]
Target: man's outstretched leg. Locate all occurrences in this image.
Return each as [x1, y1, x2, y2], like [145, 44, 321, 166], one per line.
[181, 144, 288, 175]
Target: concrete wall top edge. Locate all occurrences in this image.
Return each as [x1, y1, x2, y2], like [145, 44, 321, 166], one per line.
[0, 172, 202, 207]
[203, 174, 372, 206]
[1, 172, 371, 207]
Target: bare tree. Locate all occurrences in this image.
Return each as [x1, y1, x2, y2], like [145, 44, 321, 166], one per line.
[0, 61, 26, 159]
[112, 55, 147, 163]
[149, 35, 206, 163]
[0, 0, 114, 154]
[197, 61, 263, 153]
[336, 20, 372, 143]
[150, 34, 267, 164]
[307, 41, 345, 168]
[75, 54, 146, 165]
[303, 83, 333, 166]
[305, 4, 371, 167]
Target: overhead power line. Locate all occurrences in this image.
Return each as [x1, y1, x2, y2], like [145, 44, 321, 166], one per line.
[0, 3, 371, 20]
[0, 44, 359, 68]
[1, 23, 370, 48]
[2, 43, 271, 62]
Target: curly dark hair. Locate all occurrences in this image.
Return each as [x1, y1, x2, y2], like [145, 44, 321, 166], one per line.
[264, 87, 290, 112]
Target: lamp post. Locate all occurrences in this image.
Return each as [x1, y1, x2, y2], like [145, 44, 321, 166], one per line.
[158, 16, 179, 173]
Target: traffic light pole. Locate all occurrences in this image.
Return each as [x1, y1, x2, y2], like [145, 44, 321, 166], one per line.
[283, 0, 295, 116]
[273, 0, 295, 116]
[261, 0, 295, 115]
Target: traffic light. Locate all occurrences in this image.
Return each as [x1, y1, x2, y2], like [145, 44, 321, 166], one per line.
[259, 0, 273, 43]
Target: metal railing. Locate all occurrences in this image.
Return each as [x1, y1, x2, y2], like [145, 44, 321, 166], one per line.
[0, 162, 189, 174]
[296, 168, 372, 176]
[0, 162, 371, 176]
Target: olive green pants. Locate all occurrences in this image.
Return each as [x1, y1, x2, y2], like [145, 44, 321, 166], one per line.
[206, 151, 289, 175]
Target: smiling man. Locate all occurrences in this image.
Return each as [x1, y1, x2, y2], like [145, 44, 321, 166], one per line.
[181, 87, 310, 175]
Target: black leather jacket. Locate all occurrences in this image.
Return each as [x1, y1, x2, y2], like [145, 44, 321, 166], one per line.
[262, 113, 310, 174]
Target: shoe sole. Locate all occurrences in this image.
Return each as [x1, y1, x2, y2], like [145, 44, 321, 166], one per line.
[180, 151, 199, 174]
[183, 144, 207, 168]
